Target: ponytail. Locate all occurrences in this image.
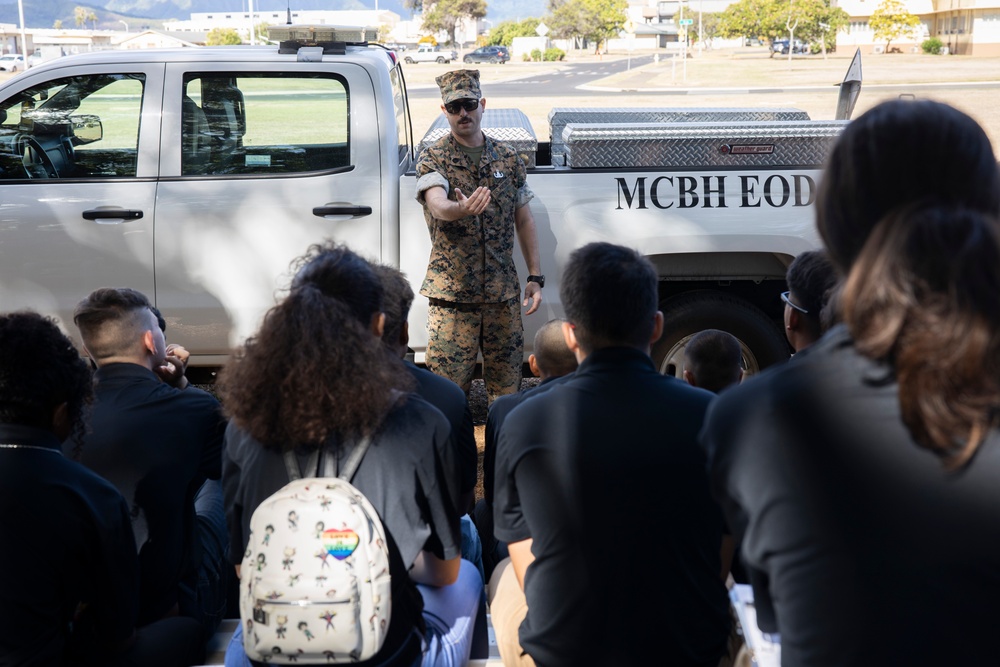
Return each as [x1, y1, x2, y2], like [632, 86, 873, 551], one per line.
[841, 205, 1000, 468]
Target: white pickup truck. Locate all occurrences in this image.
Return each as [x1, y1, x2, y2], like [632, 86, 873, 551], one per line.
[0, 31, 862, 378]
[403, 44, 458, 64]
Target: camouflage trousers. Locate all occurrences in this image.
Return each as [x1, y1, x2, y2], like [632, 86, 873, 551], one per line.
[426, 297, 523, 404]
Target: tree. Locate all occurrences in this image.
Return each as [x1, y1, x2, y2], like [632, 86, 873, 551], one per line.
[717, 0, 785, 45]
[488, 18, 542, 46]
[420, 0, 488, 45]
[206, 27, 243, 46]
[698, 13, 722, 49]
[53, 19, 63, 29]
[74, 6, 97, 29]
[869, 0, 921, 52]
[549, 0, 627, 54]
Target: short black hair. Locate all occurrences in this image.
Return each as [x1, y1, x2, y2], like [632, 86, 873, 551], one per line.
[73, 287, 156, 360]
[560, 242, 658, 351]
[684, 329, 742, 393]
[371, 263, 414, 350]
[533, 319, 577, 377]
[0, 311, 93, 435]
[786, 250, 838, 326]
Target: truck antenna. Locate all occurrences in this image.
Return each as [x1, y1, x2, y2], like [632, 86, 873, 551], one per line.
[286, 0, 292, 25]
[835, 48, 863, 121]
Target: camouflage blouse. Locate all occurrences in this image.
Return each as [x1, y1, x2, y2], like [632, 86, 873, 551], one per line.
[415, 133, 534, 303]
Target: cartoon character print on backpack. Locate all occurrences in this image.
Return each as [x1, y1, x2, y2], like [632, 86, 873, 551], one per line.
[240, 455, 393, 665]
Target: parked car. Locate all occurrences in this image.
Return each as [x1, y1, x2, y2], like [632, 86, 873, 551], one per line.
[463, 46, 510, 64]
[403, 45, 458, 64]
[383, 42, 407, 52]
[0, 55, 25, 72]
[770, 39, 808, 55]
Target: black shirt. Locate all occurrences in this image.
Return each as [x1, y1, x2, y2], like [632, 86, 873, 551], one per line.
[701, 325, 1000, 665]
[494, 347, 730, 667]
[406, 360, 477, 506]
[0, 424, 138, 665]
[67, 363, 225, 624]
[483, 374, 572, 508]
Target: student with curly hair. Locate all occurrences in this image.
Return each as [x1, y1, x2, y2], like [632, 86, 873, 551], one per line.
[220, 243, 481, 667]
[702, 99, 1000, 665]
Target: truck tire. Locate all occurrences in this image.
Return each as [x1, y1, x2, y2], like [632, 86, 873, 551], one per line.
[464, 55, 473, 63]
[489, 56, 499, 64]
[652, 291, 790, 379]
[436, 56, 446, 63]
[404, 57, 415, 64]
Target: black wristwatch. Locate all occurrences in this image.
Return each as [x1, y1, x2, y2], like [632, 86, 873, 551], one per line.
[527, 274, 545, 288]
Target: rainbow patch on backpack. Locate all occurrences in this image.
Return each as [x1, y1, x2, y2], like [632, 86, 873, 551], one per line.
[323, 528, 360, 560]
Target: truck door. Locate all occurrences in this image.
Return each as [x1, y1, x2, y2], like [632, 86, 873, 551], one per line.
[0, 64, 162, 339]
[155, 63, 383, 362]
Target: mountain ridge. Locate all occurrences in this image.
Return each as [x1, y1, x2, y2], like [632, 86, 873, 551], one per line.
[0, 0, 549, 30]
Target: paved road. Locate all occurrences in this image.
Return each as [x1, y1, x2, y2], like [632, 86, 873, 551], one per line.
[407, 54, 658, 98]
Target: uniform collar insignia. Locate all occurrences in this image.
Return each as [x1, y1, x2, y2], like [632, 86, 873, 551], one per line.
[494, 170, 505, 178]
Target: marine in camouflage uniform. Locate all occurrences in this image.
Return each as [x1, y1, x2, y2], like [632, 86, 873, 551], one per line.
[415, 69, 543, 404]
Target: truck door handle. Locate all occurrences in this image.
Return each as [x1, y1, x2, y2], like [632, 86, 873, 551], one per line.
[82, 208, 144, 224]
[312, 205, 373, 218]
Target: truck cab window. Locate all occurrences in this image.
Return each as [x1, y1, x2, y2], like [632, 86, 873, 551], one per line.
[182, 73, 350, 176]
[0, 73, 144, 180]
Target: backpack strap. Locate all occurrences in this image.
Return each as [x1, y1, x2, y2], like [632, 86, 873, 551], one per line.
[326, 436, 372, 483]
[283, 449, 320, 482]
[282, 436, 372, 482]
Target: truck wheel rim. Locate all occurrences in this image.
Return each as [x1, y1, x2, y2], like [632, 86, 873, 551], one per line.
[658, 334, 760, 378]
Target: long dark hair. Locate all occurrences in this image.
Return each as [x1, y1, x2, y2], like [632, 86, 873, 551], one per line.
[816, 99, 1000, 274]
[218, 243, 413, 450]
[840, 205, 1000, 468]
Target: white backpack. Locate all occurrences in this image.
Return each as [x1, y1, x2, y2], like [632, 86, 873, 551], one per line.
[239, 438, 392, 664]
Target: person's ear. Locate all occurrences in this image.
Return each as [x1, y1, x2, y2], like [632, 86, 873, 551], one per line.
[480, 98, 486, 111]
[787, 309, 801, 332]
[400, 320, 410, 348]
[528, 354, 541, 378]
[51, 402, 71, 441]
[440, 104, 447, 114]
[142, 329, 157, 355]
[683, 369, 697, 387]
[650, 311, 664, 345]
[562, 321, 582, 361]
[371, 312, 385, 338]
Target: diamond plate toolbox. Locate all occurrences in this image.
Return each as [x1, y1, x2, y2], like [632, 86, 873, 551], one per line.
[548, 108, 813, 164]
[418, 108, 538, 168]
[561, 121, 848, 169]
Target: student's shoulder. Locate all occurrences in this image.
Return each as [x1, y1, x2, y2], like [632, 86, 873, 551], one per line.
[408, 363, 466, 405]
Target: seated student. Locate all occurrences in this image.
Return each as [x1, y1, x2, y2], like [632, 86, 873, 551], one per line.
[782, 249, 838, 353]
[477, 318, 578, 581]
[683, 329, 743, 394]
[702, 100, 1000, 665]
[0, 311, 203, 667]
[219, 242, 481, 667]
[69, 288, 227, 638]
[371, 263, 484, 578]
[492, 243, 731, 667]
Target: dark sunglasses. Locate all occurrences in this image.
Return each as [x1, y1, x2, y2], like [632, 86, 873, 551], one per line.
[445, 99, 479, 114]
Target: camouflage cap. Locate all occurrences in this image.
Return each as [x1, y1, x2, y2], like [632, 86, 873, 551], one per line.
[436, 69, 482, 104]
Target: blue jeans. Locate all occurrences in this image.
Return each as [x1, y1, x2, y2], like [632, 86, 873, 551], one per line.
[225, 559, 484, 667]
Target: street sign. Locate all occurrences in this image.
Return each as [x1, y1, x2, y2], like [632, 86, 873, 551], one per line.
[623, 19, 636, 34]
[536, 22, 549, 37]
[679, 18, 693, 25]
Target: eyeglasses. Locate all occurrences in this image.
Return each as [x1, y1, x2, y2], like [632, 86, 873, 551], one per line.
[444, 99, 479, 115]
[780, 291, 808, 314]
